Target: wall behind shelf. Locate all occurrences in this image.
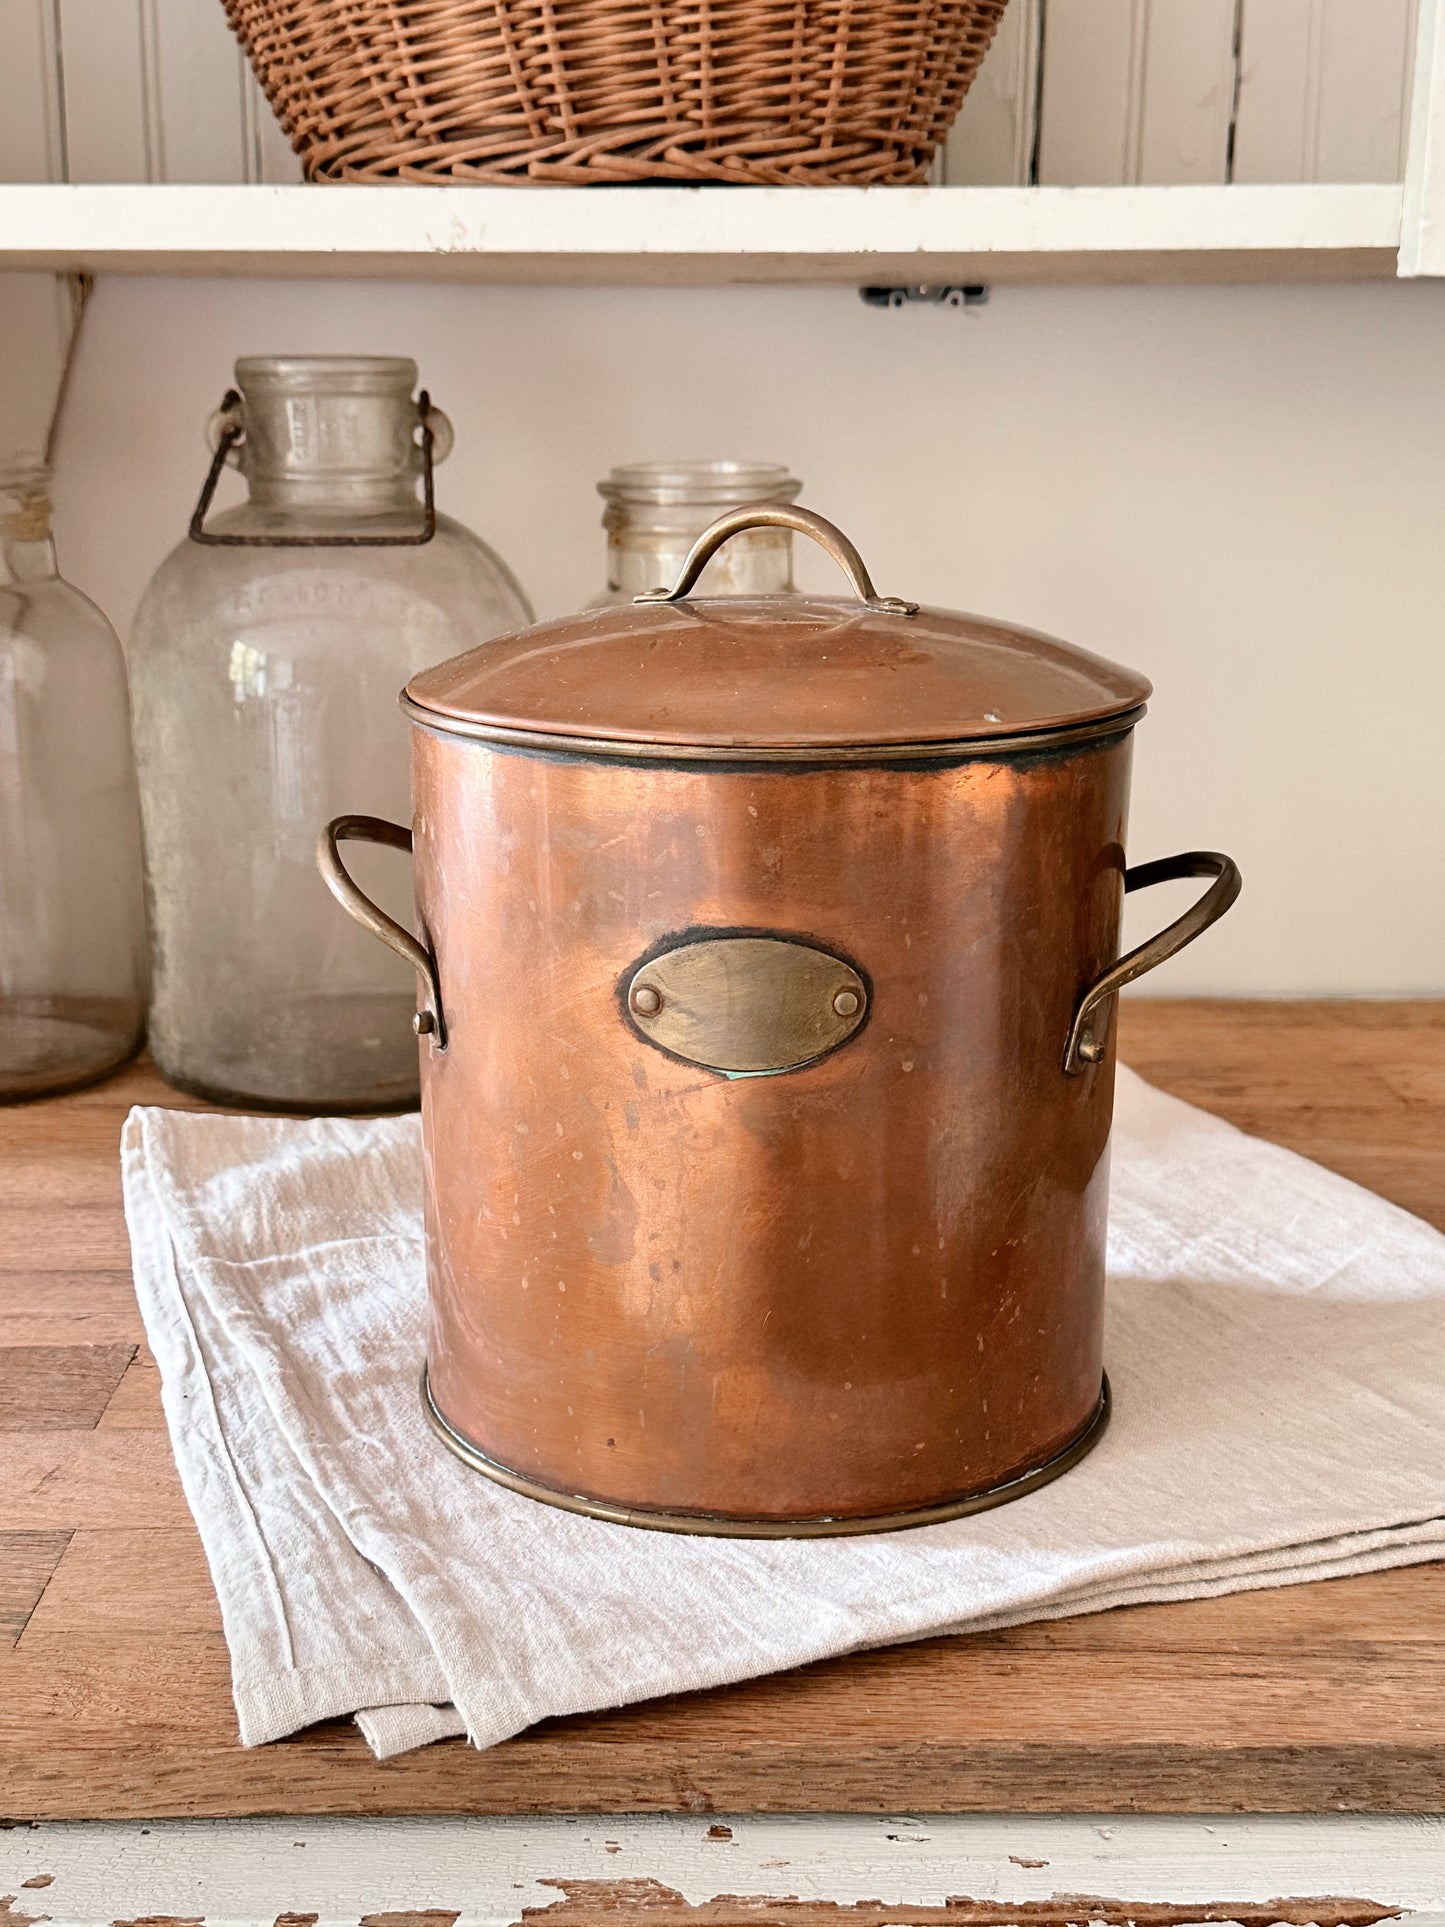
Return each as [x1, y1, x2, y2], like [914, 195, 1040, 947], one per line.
[0, 0, 1420, 188]
[47, 272, 1445, 998]
[946, 0, 1420, 187]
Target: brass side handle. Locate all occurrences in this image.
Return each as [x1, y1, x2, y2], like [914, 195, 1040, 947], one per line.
[317, 815, 447, 1049]
[635, 504, 919, 617]
[1064, 851, 1241, 1075]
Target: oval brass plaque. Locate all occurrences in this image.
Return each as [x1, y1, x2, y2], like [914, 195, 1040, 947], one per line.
[623, 935, 867, 1075]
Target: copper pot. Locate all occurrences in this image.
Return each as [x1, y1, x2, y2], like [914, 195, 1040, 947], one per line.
[320, 507, 1240, 1537]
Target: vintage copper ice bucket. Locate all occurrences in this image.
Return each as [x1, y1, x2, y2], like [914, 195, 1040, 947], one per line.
[320, 506, 1240, 1537]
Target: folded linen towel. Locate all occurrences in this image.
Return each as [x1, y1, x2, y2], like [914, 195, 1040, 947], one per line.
[120, 1066, 1445, 1758]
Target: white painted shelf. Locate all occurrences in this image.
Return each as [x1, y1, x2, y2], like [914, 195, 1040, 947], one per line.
[0, 181, 1407, 285]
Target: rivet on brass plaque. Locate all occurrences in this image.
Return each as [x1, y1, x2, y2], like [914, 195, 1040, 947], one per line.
[623, 934, 868, 1075]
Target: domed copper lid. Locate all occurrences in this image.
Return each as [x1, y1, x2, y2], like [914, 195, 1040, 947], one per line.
[404, 507, 1151, 761]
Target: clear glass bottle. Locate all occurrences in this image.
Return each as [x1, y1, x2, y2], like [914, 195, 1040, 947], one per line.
[593, 461, 802, 605]
[129, 356, 531, 1113]
[0, 465, 146, 1099]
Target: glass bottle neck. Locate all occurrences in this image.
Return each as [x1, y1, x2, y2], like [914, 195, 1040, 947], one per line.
[0, 475, 58, 586]
[599, 462, 801, 600]
[606, 527, 794, 599]
[243, 472, 422, 517]
[232, 365, 426, 520]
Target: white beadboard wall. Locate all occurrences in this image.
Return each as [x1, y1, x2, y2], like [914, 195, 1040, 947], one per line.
[981, 0, 1421, 189]
[958, 0, 1418, 187]
[948, 0, 1420, 186]
[46, 271, 1445, 998]
[1232, 0, 1423, 184]
[1, 0, 300, 185]
[0, 0, 1421, 188]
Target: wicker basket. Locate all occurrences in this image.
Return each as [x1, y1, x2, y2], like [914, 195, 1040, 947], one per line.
[223, 0, 1011, 186]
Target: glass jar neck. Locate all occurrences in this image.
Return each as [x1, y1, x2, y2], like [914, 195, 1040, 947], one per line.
[600, 462, 801, 598]
[0, 469, 58, 586]
[231, 357, 425, 518]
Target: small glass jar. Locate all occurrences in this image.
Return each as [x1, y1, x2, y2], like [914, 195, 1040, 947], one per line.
[593, 461, 802, 605]
[0, 466, 146, 1099]
[129, 356, 532, 1113]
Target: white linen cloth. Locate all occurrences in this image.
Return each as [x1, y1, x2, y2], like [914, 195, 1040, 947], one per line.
[120, 1066, 1445, 1758]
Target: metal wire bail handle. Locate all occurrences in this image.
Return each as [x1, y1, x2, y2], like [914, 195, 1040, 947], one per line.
[188, 388, 446, 548]
[1064, 852, 1242, 1075]
[317, 816, 447, 1048]
[635, 504, 920, 616]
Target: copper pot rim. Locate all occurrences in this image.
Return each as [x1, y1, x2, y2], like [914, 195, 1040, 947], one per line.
[399, 696, 1147, 767]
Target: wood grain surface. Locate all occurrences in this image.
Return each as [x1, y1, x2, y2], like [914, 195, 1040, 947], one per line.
[0, 1001, 1442, 1822]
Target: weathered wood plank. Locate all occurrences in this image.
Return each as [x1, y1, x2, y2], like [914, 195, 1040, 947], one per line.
[1120, 1000, 1445, 1229]
[95, 1350, 163, 1430]
[22, 1529, 218, 1636]
[0, 1206, 135, 1274]
[0, 1274, 146, 1347]
[0, 1345, 136, 1433]
[0, 1533, 71, 1649]
[14, 1519, 1445, 1652]
[5, 1568, 1445, 1816]
[0, 1430, 188, 1531]
[4, 1718, 1445, 1817]
[5, 1616, 1445, 1745]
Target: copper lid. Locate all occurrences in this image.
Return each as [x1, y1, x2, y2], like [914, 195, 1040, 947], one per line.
[405, 507, 1151, 758]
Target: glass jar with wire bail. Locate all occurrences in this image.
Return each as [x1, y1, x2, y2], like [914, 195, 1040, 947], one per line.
[0, 463, 147, 1099]
[129, 355, 531, 1113]
[592, 460, 802, 605]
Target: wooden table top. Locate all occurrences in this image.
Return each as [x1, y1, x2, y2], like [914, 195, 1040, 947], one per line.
[2, 999, 1443, 1822]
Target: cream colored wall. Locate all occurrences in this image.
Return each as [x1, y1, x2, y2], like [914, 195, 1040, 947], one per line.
[50, 273, 1445, 997]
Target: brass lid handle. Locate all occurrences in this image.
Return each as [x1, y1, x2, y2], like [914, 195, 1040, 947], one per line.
[635, 504, 919, 617]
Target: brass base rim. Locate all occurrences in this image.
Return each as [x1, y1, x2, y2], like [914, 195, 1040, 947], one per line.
[420, 1368, 1111, 1538]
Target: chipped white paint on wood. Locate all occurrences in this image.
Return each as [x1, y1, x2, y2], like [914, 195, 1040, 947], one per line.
[1234, 0, 1420, 185]
[0, 181, 1405, 286]
[4, 1813, 1445, 1925]
[0, 0, 64, 184]
[944, 0, 1041, 185]
[1401, 0, 1445, 270]
[1035, 0, 1238, 187]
